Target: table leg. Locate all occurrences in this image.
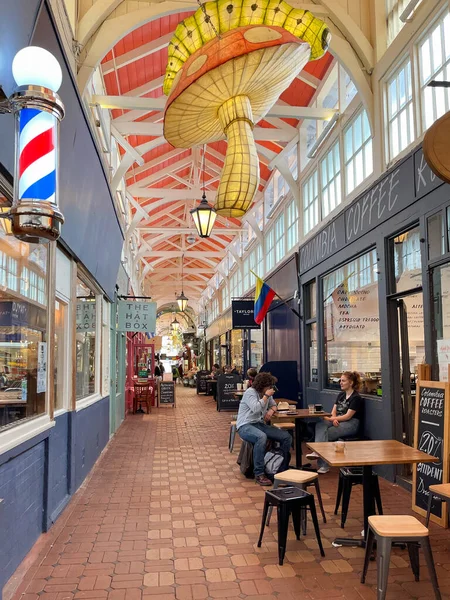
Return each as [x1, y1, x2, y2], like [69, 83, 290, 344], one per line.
[295, 419, 303, 468]
[332, 465, 376, 548]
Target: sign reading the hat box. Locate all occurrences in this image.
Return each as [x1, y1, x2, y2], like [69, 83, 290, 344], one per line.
[158, 380, 175, 407]
[117, 300, 156, 333]
[217, 374, 241, 412]
[76, 301, 96, 331]
[232, 300, 260, 329]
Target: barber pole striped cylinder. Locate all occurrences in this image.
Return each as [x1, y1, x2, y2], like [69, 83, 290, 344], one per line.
[18, 108, 57, 204]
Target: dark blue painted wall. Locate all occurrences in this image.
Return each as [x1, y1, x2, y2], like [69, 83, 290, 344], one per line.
[0, 441, 46, 592]
[74, 397, 110, 490]
[0, 397, 110, 593]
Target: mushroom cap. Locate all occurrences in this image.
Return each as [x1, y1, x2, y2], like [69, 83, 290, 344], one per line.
[164, 25, 311, 148]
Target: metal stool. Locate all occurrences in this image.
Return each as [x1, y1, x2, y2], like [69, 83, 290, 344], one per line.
[361, 515, 441, 600]
[335, 467, 383, 528]
[266, 468, 326, 526]
[258, 486, 325, 565]
[426, 483, 450, 526]
[229, 421, 237, 452]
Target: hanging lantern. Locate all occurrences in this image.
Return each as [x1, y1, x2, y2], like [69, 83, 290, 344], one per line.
[164, 1, 330, 218]
[171, 317, 181, 331]
[177, 290, 189, 312]
[190, 192, 217, 237]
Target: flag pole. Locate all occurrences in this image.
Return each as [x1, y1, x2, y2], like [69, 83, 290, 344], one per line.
[250, 271, 301, 320]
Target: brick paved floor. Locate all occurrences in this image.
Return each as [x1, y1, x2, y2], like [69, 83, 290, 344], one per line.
[9, 388, 450, 600]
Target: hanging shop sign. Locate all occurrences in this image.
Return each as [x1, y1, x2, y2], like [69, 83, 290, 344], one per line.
[76, 300, 96, 332]
[413, 380, 450, 527]
[232, 300, 260, 330]
[217, 374, 242, 412]
[117, 300, 156, 333]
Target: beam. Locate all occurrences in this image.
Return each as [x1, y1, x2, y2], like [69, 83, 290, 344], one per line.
[101, 33, 173, 74]
[77, 0, 125, 47]
[111, 125, 144, 166]
[124, 75, 165, 98]
[147, 251, 224, 258]
[127, 147, 188, 180]
[92, 95, 337, 120]
[129, 188, 216, 201]
[137, 227, 240, 234]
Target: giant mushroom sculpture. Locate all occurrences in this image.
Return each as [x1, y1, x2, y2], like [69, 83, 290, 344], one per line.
[163, 0, 330, 218]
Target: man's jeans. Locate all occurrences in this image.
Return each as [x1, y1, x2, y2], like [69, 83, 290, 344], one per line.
[238, 422, 292, 476]
[314, 419, 360, 469]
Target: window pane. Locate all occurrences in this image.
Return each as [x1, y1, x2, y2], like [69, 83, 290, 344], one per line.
[323, 249, 381, 394]
[308, 323, 318, 385]
[432, 263, 450, 380]
[345, 110, 373, 194]
[55, 300, 67, 411]
[76, 278, 97, 401]
[393, 227, 422, 292]
[0, 231, 48, 430]
[428, 213, 444, 260]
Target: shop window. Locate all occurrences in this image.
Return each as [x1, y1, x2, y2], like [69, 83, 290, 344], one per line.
[75, 276, 98, 401]
[321, 141, 341, 217]
[344, 110, 373, 194]
[419, 11, 450, 131]
[102, 298, 110, 397]
[230, 330, 243, 373]
[55, 299, 68, 411]
[305, 280, 318, 386]
[275, 214, 285, 264]
[303, 170, 319, 235]
[286, 199, 299, 251]
[428, 213, 445, 260]
[432, 263, 450, 380]
[387, 60, 414, 160]
[323, 250, 381, 395]
[250, 328, 263, 368]
[0, 231, 49, 429]
[393, 227, 422, 293]
[266, 228, 275, 272]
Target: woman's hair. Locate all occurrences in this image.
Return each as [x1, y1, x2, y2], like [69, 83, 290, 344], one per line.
[253, 372, 278, 394]
[247, 367, 258, 378]
[342, 371, 362, 391]
[213, 363, 219, 369]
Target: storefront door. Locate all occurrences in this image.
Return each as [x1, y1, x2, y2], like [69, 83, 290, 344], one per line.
[396, 293, 425, 451]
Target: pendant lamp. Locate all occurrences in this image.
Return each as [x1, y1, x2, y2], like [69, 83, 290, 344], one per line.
[176, 254, 189, 311]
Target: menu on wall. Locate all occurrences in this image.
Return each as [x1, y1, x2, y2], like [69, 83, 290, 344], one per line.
[217, 374, 241, 412]
[37, 341, 47, 394]
[158, 381, 175, 407]
[413, 381, 449, 527]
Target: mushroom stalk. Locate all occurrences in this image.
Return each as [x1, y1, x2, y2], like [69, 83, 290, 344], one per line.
[216, 95, 259, 217]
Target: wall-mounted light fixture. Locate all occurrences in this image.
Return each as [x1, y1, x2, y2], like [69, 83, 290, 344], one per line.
[400, 0, 424, 23]
[0, 46, 65, 243]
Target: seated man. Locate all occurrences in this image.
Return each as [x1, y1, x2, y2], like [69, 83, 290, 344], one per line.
[236, 372, 291, 486]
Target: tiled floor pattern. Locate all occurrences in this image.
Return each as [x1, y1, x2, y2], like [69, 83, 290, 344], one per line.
[9, 388, 450, 600]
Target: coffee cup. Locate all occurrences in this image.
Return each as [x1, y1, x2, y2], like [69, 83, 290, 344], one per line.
[314, 404, 323, 413]
[236, 383, 242, 390]
[335, 441, 345, 453]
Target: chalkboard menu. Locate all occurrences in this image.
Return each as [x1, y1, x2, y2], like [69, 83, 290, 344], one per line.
[413, 381, 449, 527]
[217, 374, 241, 412]
[158, 381, 175, 407]
[196, 371, 210, 394]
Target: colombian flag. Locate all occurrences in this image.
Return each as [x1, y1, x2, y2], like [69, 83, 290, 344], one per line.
[254, 275, 276, 325]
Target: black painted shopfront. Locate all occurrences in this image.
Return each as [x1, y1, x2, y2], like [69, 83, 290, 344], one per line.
[298, 143, 450, 483]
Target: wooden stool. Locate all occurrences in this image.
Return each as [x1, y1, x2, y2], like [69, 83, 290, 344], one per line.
[258, 486, 325, 565]
[426, 483, 450, 526]
[229, 421, 237, 452]
[361, 515, 441, 600]
[273, 421, 295, 451]
[266, 468, 326, 526]
[334, 467, 383, 528]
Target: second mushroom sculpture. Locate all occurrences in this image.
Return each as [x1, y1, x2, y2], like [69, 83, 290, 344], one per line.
[163, 0, 330, 217]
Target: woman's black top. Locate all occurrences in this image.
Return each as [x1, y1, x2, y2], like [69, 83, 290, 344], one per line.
[335, 391, 362, 419]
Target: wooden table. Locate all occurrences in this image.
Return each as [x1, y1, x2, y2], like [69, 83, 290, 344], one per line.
[307, 440, 437, 547]
[275, 409, 331, 468]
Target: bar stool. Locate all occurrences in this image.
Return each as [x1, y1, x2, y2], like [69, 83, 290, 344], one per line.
[426, 483, 450, 526]
[229, 420, 237, 452]
[361, 515, 441, 600]
[257, 487, 325, 565]
[334, 467, 383, 528]
[273, 422, 295, 450]
[266, 469, 326, 526]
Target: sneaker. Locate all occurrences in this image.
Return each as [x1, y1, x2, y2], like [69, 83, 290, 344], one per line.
[306, 452, 320, 460]
[255, 474, 272, 486]
[317, 466, 330, 474]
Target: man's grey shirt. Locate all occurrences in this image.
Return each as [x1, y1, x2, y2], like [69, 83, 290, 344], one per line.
[236, 387, 276, 430]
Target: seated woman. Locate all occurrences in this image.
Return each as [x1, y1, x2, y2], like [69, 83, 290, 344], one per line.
[306, 371, 363, 474]
[236, 372, 292, 486]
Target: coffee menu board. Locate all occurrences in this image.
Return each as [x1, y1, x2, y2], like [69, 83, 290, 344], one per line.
[158, 381, 175, 408]
[413, 381, 449, 527]
[196, 371, 210, 394]
[217, 374, 241, 412]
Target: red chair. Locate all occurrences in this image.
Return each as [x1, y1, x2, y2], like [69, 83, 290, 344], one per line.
[133, 382, 151, 414]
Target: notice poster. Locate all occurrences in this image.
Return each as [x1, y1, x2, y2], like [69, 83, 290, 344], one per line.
[37, 341, 47, 394]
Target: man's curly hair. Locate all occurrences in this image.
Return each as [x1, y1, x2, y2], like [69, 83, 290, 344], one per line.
[252, 372, 277, 395]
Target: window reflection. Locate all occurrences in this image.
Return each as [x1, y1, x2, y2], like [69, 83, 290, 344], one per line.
[394, 227, 422, 292]
[76, 278, 96, 401]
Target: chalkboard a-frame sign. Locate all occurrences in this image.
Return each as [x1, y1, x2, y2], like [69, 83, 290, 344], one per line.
[413, 381, 449, 527]
[158, 381, 176, 408]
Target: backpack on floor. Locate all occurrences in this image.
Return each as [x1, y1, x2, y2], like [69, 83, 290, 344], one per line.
[264, 449, 284, 476]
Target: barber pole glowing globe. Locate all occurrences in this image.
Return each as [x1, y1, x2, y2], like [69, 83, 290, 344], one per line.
[10, 47, 65, 243]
